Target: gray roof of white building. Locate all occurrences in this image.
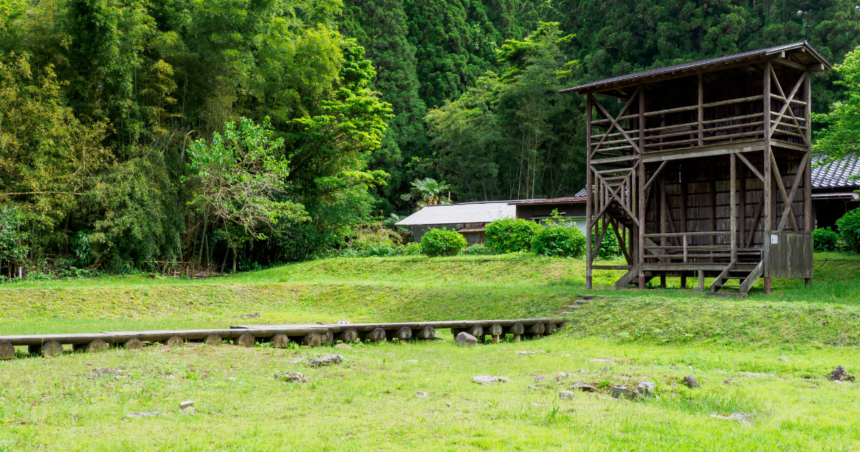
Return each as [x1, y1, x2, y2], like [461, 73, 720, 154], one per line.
[395, 201, 516, 226]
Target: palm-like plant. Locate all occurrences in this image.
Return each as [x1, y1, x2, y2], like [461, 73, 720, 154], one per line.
[401, 178, 452, 210]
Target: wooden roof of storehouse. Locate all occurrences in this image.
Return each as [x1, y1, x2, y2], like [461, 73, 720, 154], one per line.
[559, 41, 831, 95]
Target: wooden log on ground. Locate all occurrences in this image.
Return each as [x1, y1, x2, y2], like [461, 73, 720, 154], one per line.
[338, 328, 359, 343]
[302, 332, 322, 347]
[204, 335, 223, 346]
[488, 324, 504, 343]
[166, 336, 184, 347]
[394, 327, 412, 341]
[125, 338, 144, 350]
[40, 341, 64, 357]
[271, 334, 290, 348]
[505, 323, 525, 342]
[412, 326, 435, 340]
[321, 330, 334, 345]
[87, 339, 109, 353]
[0, 341, 15, 360]
[236, 332, 256, 347]
[362, 328, 386, 343]
[545, 323, 558, 335]
[467, 325, 483, 338]
[527, 323, 545, 339]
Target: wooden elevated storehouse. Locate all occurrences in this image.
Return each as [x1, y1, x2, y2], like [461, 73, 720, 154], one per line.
[560, 42, 831, 297]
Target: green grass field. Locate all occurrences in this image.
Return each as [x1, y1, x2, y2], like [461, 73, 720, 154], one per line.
[2, 253, 860, 451]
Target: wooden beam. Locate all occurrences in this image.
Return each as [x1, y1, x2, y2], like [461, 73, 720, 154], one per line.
[643, 161, 667, 192]
[770, 151, 800, 232]
[586, 95, 593, 289]
[591, 88, 642, 156]
[638, 87, 645, 287]
[698, 73, 704, 146]
[804, 71, 813, 233]
[769, 68, 808, 146]
[709, 165, 716, 247]
[736, 152, 765, 182]
[763, 60, 772, 281]
[776, 153, 809, 232]
[730, 153, 737, 261]
[739, 165, 746, 252]
[772, 57, 806, 71]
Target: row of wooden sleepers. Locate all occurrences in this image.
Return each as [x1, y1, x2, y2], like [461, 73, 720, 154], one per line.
[0, 318, 565, 359]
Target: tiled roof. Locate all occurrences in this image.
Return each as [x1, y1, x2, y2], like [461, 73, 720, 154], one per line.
[560, 41, 830, 94]
[395, 202, 515, 226]
[812, 154, 860, 189]
[574, 186, 589, 197]
[508, 196, 586, 205]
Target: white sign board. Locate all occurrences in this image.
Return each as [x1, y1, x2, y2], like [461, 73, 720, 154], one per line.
[771, 234, 778, 244]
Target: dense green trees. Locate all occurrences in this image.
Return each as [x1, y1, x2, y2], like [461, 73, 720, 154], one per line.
[1, 0, 859, 274]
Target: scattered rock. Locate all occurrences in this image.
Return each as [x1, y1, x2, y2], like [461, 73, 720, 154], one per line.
[228, 377, 236, 382]
[559, 391, 575, 399]
[234, 312, 260, 319]
[723, 379, 736, 385]
[561, 311, 579, 315]
[829, 366, 854, 381]
[516, 351, 542, 355]
[576, 294, 595, 300]
[534, 375, 546, 383]
[682, 375, 700, 389]
[569, 382, 596, 392]
[334, 343, 351, 350]
[446, 403, 452, 408]
[179, 401, 195, 415]
[599, 366, 611, 372]
[415, 391, 428, 398]
[455, 332, 478, 347]
[635, 381, 656, 397]
[778, 356, 789, 362]
[573, 299, 590, 304]
[609, 386, 636, 399]
[711, 413, 752, 424]
[275, 371, 308, 383]
[590, 358, 615, 363]
[472, 375, 510, 385]
[89, 368, 125, 379]
[125, 411, 165, 419]
[670, 366, 679, 370]
[308, 354, 344, 368]
[405, 360, 419, 363]
[529, 402, 543, 407]
[740, 372, 774, 378]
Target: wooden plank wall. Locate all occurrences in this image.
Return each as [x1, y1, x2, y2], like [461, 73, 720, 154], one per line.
[644, 151, 806, 249]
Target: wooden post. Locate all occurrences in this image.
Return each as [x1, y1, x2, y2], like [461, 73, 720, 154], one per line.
[125, 338, 144, 349]
[698, 73, 704, 146]
[697, 270, 705, 292]
[204, 334, 222, 346]
[394, 327, 412, 341]
[338, 328, 359, 342]
[0, 341, 14, 360]
[804, 70, 813, 287]
[709, 166, 716, 248]
[585, 95, 593, 290]
[638, 87, 646, 289]
[740, 166, 746, 252]
[303, 332, 322, 346]
[362, 328, 385, 343]
[764, 61, 773, 293]
[488, 324, 503, 343]
[412, 326, 435, 340]
[236, 333, 255, 347]
[506, 323, 524, 342]
[166, 336, 184, 347]
[730, 153, 737, 262]
[527, 323, 545, 339]
[467, 325, 483, 339]
[271, 334, 290, 348]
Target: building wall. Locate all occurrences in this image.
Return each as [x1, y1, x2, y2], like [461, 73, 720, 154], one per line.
[516, 203, 588, 234]
[412, 223, 487, 244]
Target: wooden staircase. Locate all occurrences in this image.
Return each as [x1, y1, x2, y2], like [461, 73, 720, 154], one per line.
[707, 261, 763, 298]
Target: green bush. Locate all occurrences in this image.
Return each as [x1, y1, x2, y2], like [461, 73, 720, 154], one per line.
[404, 242, 421, 256]
[837, 208, 860, 253]
[461, 244, 497, 256]
[420, 228, 467, 257]
[813, 227, 840, 252]
[484, 218, 541, 253]
[531, 224, 586, 258]
[591, 222, 622, 259]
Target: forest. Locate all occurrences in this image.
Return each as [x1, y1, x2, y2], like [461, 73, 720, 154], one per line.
[1, 0, 859, 274]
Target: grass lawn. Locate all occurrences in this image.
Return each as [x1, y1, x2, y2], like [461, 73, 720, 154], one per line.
[2, 253, 860, 450]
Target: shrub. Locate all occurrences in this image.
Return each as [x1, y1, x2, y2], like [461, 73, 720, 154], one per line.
[531, 225, 586, 258]
[484, 218, 541, 253]
[591, 222, 622, 259]
[420, 228, 467, 257]
[813, 227, 840, 252]
[403, 242, 421, 256]
[461, 244, 497, 256]
[837, 208, 860, 253]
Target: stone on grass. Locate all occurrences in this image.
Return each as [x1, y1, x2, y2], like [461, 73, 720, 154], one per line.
[472, 375, 510, 385]
[126, 411, 165, 419]
[180, 401, 195, 415]
[534, 375, 546, 383]
[559, 391, 575, 399]
[405, 360, 419, 363]
[529, 402, 543, 407]
[828, 365, 852, 381]
[308, 354, 344, 368]
[446, 403, 453, 408]
[635, 381, 656, 397]
[711, 413, 752, 424]
[275, 371, 308, 383]
[670, 366, 679, 370]
[334, 343, 351, 350]
[609, 386, 636, 399]
[516, 351, 541, 355]
[740, 372, 773, 378]
[415, 392, 428, 398]
[778, 356, 788, 362]
[569, 382, 596, 392]
[682, 375, 700, 389]
[455, 332, 478, 347]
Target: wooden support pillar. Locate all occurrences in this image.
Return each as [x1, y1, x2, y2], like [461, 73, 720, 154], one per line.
[730, 153, 737, 262]
[739, 166, 746, 251]
[697, 270, 705, 292]
[698, 73, 704, 146]
[638, 86, 646, 290]
[764, 61, 773, 294]
[709, 166, 716, 247]
[585, 95, 593, 290]
[804, 69, 813, 288]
